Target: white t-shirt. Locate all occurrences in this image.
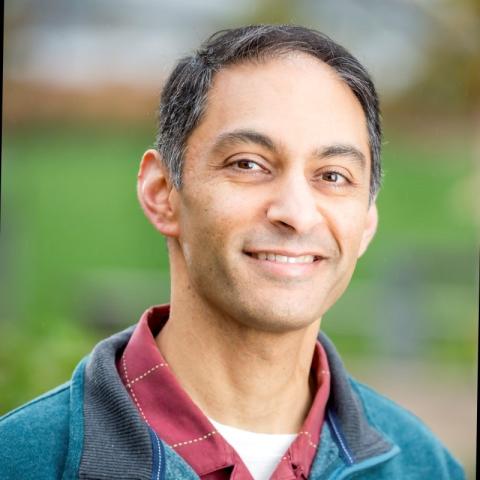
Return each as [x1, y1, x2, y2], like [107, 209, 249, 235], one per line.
[208, 417, 297, 480]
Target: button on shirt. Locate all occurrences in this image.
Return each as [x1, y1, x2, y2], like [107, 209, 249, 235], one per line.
[117, 305, 331, 479]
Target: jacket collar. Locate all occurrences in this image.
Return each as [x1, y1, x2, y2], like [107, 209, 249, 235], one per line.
[319, 333, 394, 463]
[68, 325, 397, 479]
[80, 326, 154, 479]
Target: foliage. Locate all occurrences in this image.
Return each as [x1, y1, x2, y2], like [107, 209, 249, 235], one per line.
[0, 122, 477, 413]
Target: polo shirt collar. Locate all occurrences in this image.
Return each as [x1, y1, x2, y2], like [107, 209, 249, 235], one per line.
[118, 305, 331, 479]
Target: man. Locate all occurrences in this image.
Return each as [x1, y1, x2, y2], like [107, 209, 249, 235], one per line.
[0, 25, 464, 479]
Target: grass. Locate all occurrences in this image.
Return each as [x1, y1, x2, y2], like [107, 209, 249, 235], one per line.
[0, 121, 477, 412]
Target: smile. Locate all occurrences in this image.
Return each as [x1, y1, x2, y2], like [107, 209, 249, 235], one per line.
[243, 250, 324, 279]
[248, 252, 317, 264]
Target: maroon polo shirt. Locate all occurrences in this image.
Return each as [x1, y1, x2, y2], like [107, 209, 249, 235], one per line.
[117, 305, 331, 479]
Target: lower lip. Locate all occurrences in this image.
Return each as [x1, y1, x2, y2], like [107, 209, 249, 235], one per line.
[244, 253, 323, 278]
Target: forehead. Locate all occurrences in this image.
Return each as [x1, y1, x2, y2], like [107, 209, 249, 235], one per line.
[187, 53, 370, 160]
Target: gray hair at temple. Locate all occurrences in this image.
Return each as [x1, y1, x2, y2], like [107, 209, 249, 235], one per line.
[156, 24, 383, 201]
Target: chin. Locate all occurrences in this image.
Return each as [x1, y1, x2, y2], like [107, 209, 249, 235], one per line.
[230, 300, 323, 334]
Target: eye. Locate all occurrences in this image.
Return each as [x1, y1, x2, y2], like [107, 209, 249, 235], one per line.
[321, 170, 349, 184]
[234, 159, 264, 171]
[224, 156, 271, 180]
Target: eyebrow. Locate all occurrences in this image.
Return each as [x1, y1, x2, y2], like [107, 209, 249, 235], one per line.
[211, 129, 278, 155]
[211, 128, 366, 168]
[315, 144, 367, 168]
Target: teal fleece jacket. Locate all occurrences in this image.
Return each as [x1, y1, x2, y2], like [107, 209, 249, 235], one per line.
[0, 326, 465, 479]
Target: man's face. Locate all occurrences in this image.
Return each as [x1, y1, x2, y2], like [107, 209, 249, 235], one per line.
[170, 54, 377, 332]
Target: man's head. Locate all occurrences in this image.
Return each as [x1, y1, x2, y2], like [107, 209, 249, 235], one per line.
[157, 25, 382, 201]
[138, 25, 380, 333]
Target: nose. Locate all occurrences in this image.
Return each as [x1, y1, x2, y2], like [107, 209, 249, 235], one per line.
[266, 172, 322, 234]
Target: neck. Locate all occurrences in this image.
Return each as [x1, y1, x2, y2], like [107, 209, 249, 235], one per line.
[156, 276, 321, 434]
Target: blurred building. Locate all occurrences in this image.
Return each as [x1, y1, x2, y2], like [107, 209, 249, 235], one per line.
[5, 0, 478, 120]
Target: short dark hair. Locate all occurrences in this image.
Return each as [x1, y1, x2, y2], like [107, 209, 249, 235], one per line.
[156, 24, 382, 200]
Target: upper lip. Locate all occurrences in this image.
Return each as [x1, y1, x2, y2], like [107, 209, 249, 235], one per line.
[244, 249, 325, 259]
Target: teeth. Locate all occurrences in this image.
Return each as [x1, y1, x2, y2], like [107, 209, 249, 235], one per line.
[251, 253, 315, 264]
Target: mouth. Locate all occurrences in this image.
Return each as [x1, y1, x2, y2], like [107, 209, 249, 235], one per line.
[243, 250, 325, 279]
[244, 251, 324, 265]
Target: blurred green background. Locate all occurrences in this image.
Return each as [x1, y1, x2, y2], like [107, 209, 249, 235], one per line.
[1, 0, 478, 477]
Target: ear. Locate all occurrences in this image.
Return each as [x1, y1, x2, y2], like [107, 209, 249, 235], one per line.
[357, 203, 378, 258]
[137, 149, 180, 238]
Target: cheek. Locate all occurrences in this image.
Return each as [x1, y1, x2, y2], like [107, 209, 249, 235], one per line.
[325, 202, 368, 257]
[179, 185, 243, 256]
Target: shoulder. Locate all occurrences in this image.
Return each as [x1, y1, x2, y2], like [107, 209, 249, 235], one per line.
[0, 383, 72, 480]
[350, 378, 434, 440]
[349, 378, 465, 479]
